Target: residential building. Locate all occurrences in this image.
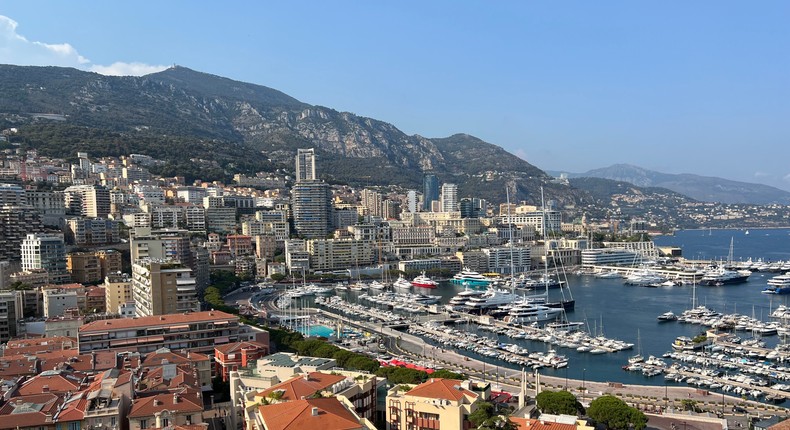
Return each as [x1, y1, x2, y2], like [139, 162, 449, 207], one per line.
[291, 181, 332, 238]
[206, 206, 237, 233]
[214, 341, 270, 382]
[0, 205, 45, 261]
[104, 272, 132, 315]
[422, 174, 439, 211]
[21, 233, 70, 284]
[386, 378, 484, 430]
[42, 288, 79, 318]
[306, 239, 373, 272]
[254, 397, 376, 430]
[78, 310, 241, 355]
[228, 235, 254, 257]
[131, 259, 199, 317]
[95, 249, 123, 279]
[440, 183, 458, 212]
[67, 252, 103, 284]
[128, 391, 204, 430]
[64, 217, 120, 246]
[141, 347, 213, 390]
[0, 291, 23, 343]
[295, 148, 317, 181]
[64, 184, 111, 218]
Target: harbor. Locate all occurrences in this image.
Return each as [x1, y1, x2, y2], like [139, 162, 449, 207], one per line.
[250, 228, 790, 415]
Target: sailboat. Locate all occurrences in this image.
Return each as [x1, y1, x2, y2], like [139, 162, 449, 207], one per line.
[628, 329, 644, 364]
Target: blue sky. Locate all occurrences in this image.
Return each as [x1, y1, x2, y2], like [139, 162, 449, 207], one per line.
[2, 1, 790, 190]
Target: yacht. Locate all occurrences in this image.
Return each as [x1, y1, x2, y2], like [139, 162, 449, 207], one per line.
[368, 280, 386, 291]
[411, 272, 438, 289]
[393, 275, 412, 291]
[699, 267, 751, 286]
[624, 269, 665, 286]
[762, 274, 790, 295]
[657, 311, 678, 322]
[450, 268, 492, 287]
[464, 288, 519, 311]
[595, 270, 622, 279]
[447, 285, 486, 309]
[502, 303, 562, 324]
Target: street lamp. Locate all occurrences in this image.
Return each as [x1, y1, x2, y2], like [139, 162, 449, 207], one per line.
[582, 368, 586, 403]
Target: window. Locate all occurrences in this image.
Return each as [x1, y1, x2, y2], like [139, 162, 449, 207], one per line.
[68, 423, 81, 430]
[161, 419, 169, 428]
[186, 416, 192, 425]
[111, 417, 117, 427]
[140, 420, 148, 429]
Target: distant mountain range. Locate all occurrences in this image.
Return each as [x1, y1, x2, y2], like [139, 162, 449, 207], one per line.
[550, 164, 790, 205]
[0, 65, 782, 210]
[0, 64, 586, 206]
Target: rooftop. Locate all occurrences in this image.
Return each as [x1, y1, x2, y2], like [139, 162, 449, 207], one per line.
[80, 311, 237, 332]
[257, 397, 363, 430]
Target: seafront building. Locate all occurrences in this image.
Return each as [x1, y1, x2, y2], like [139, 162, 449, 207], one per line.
[21, 232, 70, 284]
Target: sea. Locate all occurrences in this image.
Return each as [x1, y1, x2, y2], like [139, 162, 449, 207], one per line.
[335, 228, 790, 387]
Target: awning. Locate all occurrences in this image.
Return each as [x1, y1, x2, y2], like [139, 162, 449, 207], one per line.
[84, 331, 109, 336]
[169, 325, 190, 330]
[215, 337, 230, 343]
[141, 336, 165, 343]
[110, 339, 137, 346]
[214, 321, 229, 325]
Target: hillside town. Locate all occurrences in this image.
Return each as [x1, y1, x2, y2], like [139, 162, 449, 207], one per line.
[1, 143, 789, 430]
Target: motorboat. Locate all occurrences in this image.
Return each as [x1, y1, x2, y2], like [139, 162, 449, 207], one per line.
[657, 311, 678, 322]
[411, 271, 438, 289]
[393, 275, 412, 291]
[502, 303, 562, 324]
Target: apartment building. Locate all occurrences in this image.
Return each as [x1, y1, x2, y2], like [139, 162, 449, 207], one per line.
[78, 310, 241, 355]
[131, 259, 199, 317]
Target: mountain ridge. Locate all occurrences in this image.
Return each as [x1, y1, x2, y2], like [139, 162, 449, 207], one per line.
[551, 164, 790, 205]
[0, 64, 584, 206]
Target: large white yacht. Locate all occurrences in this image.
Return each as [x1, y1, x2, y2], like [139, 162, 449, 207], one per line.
[464, 288, 520, 311]
[450, 267, 492, 287]
[503, 303, 563, 324]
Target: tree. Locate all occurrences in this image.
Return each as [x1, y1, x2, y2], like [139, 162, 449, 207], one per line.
[468, 402, 495, 428]
[536, 390, 585, 416]
[587, 395, 647, 430]
[477, 415, 517, 430]
[270, 273, 286, 282]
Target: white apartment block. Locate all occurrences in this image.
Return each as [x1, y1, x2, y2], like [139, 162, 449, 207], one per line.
[132, 259, 199, 317]
[440, 183, 458, 212]
[21, 233, 70, 284]
[306, 239, 373, 271]
[482, 246, 531, 275]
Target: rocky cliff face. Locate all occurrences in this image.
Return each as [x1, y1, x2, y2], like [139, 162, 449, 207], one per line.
[0, 64, 572, 204]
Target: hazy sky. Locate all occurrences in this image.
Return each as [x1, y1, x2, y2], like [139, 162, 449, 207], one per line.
[2, 2, 790, 191]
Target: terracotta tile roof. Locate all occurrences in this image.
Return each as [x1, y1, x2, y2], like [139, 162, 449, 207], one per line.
[0, 393, 62, 430]
[139, 365, 199, 392]
[258, 372, 347, 402]
[511, 418, 577, 430]
[141, 348, 209, 367]
[17, 372, 83, 395]
[768, 420, 790, 430]
[214, 340, 267, 355]
[0, 355, 39, 377]
[57, 392, 89, 422]
[129, 391, 203, 418]
[3, 336, 77, 355]
[80, 311, 237, 332]
[405, 378, 479, 402]
[257, 398, 363, 430]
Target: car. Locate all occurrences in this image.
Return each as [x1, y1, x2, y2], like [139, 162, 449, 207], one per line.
[732, 406, 747, 413]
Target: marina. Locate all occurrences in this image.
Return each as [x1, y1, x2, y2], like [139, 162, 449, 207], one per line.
[269, 227, 790, 408]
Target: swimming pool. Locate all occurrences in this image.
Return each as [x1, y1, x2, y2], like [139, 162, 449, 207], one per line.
[300, 325, 335, 337]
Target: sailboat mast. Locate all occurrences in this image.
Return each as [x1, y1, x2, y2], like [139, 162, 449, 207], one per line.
[540, 187, 549, 296]
[506, 184, 515, 293]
